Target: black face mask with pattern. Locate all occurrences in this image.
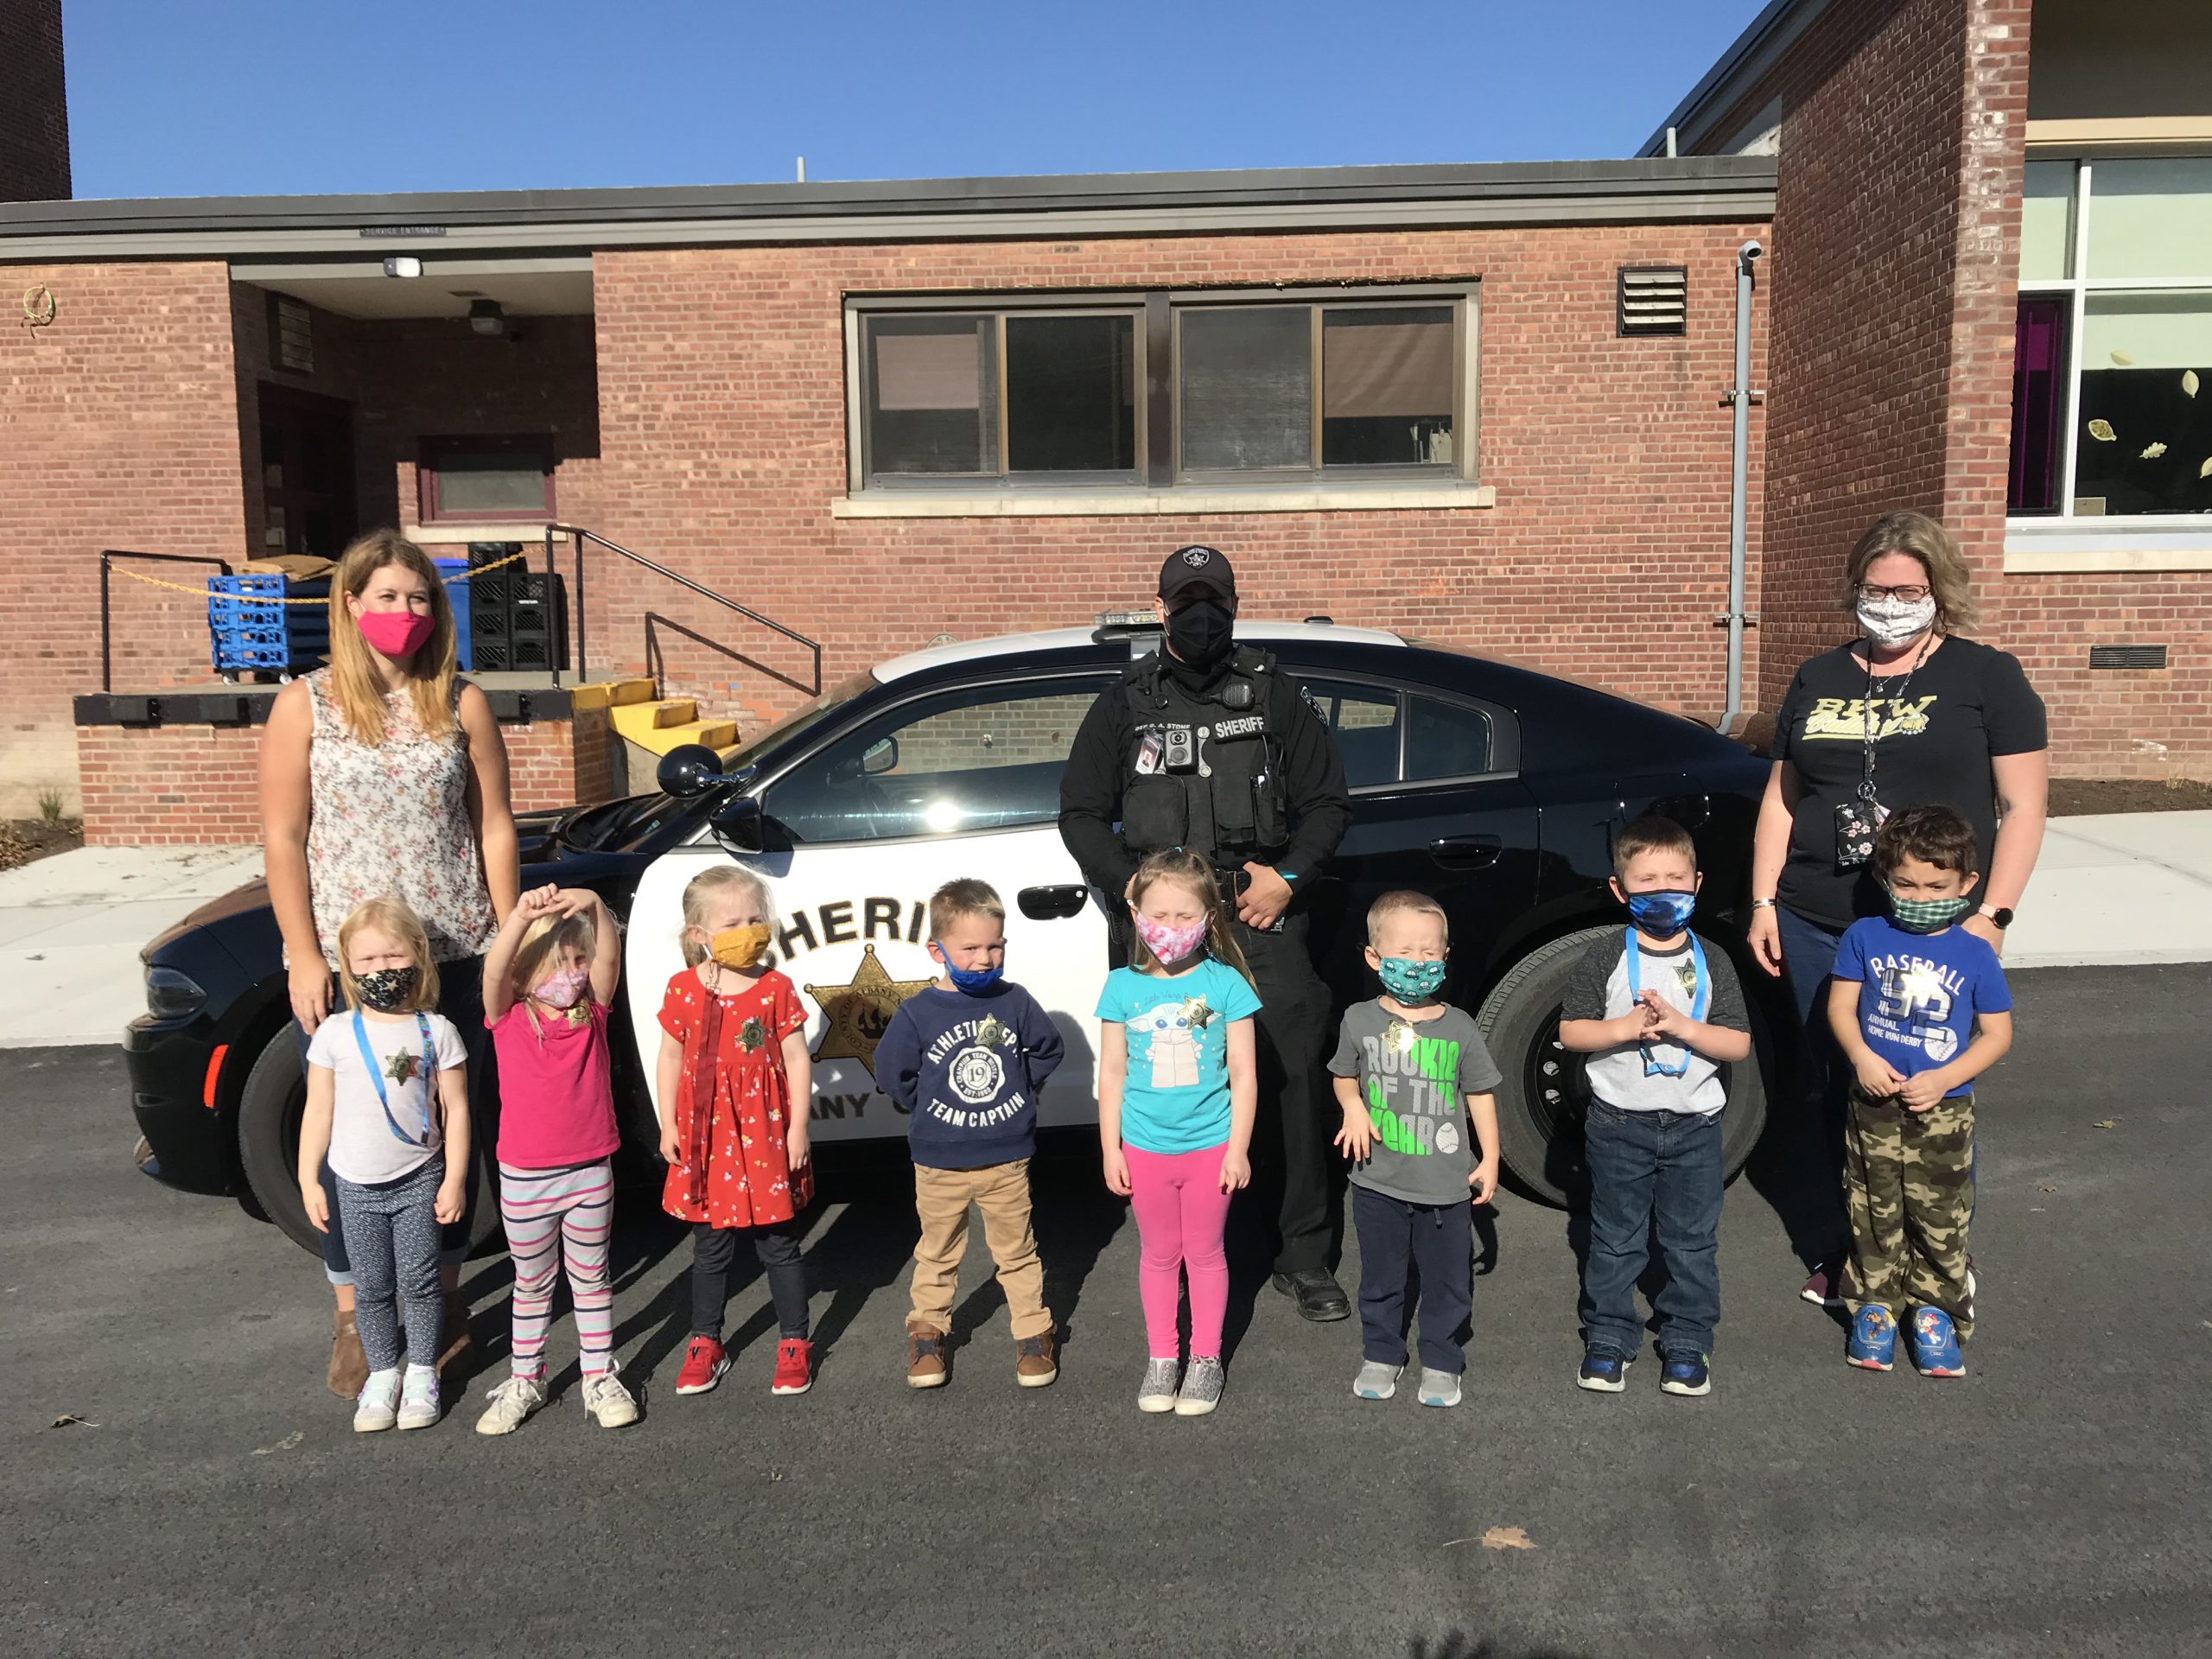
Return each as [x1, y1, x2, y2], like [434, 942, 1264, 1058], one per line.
[353, 965, 420, 1012]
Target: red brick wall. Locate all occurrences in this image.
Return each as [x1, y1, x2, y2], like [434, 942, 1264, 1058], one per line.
[583, 224, 1770, 735]
[0, 0, 69, 203]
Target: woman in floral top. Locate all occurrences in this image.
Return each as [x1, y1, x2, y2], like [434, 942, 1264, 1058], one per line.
[259, 530, 518, 1401]
[655, 864, 818, 1399]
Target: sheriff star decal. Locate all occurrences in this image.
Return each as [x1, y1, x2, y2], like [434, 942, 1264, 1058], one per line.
[805, 944, 932, 1077]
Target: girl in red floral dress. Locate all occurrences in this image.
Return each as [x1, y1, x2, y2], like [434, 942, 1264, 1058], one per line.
[655, 865, 817, 1397]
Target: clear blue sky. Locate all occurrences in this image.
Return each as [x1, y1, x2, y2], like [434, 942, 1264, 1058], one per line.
[62, 1, 1760, 200]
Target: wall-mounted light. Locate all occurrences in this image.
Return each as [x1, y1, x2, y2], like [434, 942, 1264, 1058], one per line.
[382, 256, 423, 278]
[467, 298, 505, 336]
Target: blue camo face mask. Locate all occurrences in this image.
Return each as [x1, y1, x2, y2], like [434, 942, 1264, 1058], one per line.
[1624, 890, 1696, 934]
[1376, 957, 1447, 1002]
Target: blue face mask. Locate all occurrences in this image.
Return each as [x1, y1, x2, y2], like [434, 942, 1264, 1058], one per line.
[1624, 889, 1697, 934]
[937, 949, 1004, 996]
[1377, 957, 1447, 1002]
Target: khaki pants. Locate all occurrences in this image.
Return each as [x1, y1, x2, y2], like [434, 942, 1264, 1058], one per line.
[909, 1160, 1052, 1340]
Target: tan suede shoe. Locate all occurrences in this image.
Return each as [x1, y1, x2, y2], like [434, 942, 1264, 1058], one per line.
[435, 1300, 474, 1379]
[327, 1311, 368, 1400]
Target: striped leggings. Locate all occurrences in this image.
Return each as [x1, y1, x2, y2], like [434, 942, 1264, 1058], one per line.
[499, 1160, 615, 1381]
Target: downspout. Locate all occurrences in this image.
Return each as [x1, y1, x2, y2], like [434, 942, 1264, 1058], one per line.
[1719, 238, 1764, 736]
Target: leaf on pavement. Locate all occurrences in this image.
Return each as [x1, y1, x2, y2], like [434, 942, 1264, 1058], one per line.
[1481, 1526, 1536, 1551]
[252, 1430, 304, 1456]
[2092, 1118, 2117, 1129]
[2037, 1180, 2059, 1193]
[50, 1413, 98, 1428]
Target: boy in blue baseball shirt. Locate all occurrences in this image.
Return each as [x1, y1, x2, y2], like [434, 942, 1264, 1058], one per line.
[1827, 804, 2012, 1379]
[875, 879, 1065, 1390]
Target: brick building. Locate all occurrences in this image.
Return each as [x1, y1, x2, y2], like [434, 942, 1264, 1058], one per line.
[2, 0, 2207, 842]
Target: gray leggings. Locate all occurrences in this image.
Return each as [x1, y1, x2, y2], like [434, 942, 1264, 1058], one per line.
[335, 1161, 446, 1373]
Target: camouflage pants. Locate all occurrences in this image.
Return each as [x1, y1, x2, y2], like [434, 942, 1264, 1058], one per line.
[1839, 1086, 1974, 1339]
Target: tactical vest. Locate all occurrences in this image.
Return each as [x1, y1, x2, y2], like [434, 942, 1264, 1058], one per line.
[1119, 645, 1289, 865]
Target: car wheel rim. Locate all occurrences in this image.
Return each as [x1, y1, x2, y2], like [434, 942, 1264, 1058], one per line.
[1526, 1011, 1591, 1150]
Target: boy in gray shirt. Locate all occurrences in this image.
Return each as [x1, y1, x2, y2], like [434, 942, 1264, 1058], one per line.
[1331, 891, 1502, 1409]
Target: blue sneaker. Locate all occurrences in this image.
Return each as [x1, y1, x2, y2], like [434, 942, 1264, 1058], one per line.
[1659, 1352, 1711, 1396]
[1577, 1345, 1630, 1393]
[1846, 1305, 1896, 1372]
[1910, 1306, 1965, 1377]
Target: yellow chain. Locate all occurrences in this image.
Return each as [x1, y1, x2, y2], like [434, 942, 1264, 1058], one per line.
[120, 544, 538, 605]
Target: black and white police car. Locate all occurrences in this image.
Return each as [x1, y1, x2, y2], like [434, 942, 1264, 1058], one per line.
[126, 616, 1776, 1249]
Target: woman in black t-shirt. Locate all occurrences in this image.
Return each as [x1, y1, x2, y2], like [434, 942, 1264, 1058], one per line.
[1746, 511, 2048, 1304]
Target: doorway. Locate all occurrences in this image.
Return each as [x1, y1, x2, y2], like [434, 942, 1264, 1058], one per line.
[257, 386, 356, 559]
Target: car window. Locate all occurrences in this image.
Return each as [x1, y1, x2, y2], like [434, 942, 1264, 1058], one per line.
[1406, 694, 1493, 781]
[1300, 678, 1401, 790]
[762, 677, 1110, 844]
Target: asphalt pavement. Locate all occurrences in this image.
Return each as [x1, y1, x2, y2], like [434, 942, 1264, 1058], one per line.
[4, 965, 2208, 1659]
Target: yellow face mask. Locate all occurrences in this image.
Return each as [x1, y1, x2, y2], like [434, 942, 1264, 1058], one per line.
[707, 924, 771, 970]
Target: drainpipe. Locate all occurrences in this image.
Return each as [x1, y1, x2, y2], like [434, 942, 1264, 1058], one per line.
[1719, 239, 1764, 737]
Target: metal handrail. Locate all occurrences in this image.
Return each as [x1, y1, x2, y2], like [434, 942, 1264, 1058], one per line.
[541, 523, 822, 696]
[644, 612, 821, 700]
[99, 549, 235, 694]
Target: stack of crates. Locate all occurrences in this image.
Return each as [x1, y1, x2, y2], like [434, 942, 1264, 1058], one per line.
[209, 574, 330, 674]
[469, 569, 567, 671]
[432, 557, 475, 672]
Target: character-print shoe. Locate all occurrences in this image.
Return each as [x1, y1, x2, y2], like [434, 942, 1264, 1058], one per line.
[1577, 1346, 1630, 1393]
[1909, 1306, 1965, 1377]
[906, 1323, 948, 1389]
[1174, 1355, 1225, 1417]
[474, 1374, 547, 1435]
[1416, 1368, 1462, 1408]
[1352, 1360, 1402, 1401]
[353, 1370, 401, 1433]
[675, 1336, 729, 1395]
[1138, 1357, 1180, 1414]
[1659, 1353, 1712, 1396]
[1847, 1306, 1897, 1372]
[1014, 1330, 1058, 1389]
[582, 1370, 639, 1427]
[771, 1338, 814, 1395]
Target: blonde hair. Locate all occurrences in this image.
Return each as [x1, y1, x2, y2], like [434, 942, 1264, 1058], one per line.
[680, 865, 774, 965]
[326, 530, 460, 747]
[1366, 889, 1449, 947]
[509, 907, 596, 1036]
[1844, 510, 1980, 635]
[1128, 850, 1253, 987]
[335, 895, 441, 1014]
[929, 878, 1005, 939]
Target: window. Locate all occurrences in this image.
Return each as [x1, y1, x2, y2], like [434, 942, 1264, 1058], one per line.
[761, 679, 1109, 845]
[419, 437, 555, 523]
[1300, 680, 1402, 790]
[1405, 695, 1493, 782]
[1298, 680, 1506, 789]
[2009, 158, 2212, 521]
[851, 286, 1474, 492]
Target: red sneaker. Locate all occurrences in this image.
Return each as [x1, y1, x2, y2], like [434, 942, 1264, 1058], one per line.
[675, 1336, 729, 1395]
[771, 1338, 814, 1396]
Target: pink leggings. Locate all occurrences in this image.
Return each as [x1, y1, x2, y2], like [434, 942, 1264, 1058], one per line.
[1125, 1142, 1232, 1359]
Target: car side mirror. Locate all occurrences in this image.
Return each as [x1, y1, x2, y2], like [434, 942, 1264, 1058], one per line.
[658, 744, 725, 799]
[709, 793, 765, 855]
[861, 736, 899, 775]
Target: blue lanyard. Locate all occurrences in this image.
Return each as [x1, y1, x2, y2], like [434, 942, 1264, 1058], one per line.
[353, 1010, 438, 1147]
[1624, 928, 1709, 1078]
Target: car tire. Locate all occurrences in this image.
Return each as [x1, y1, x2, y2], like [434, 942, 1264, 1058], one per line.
[235, 1020, 501, 1258]
[1477, 927, 1770, 1208]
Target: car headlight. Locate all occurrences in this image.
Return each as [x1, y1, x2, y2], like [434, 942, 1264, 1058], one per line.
[143, 964, 207, 1021]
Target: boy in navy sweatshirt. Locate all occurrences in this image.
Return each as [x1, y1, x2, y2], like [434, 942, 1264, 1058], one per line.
[875, 879, 1065, 1389]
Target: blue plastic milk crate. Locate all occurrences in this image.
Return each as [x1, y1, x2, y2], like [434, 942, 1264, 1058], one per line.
[434, 557, 475, 672]
[208, 573, 331, 675]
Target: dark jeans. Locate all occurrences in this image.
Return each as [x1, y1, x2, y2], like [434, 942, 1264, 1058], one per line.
[691, 1219, 809, 1341]
[1579, 1101, 1724, 1360]
[1777, 905, 1854, 1265]
[1351, 1185, 1472, 1375]
[302, 955, 493, 1285]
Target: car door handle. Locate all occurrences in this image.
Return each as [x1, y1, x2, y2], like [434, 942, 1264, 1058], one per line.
[1018, 885, 1090, 920]
[1429, 834, 1502, 870]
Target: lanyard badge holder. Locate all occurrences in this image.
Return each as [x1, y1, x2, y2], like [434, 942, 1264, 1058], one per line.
[353, 1010, 439, 1147]
[1834, 640, 1928, 870]
[1625, 929, 1710, 1077]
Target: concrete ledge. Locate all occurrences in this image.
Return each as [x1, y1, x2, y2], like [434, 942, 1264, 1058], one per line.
[832, 484, 1498, 519]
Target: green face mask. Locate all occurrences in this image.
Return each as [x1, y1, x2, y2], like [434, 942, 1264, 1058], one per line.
[1887, 890, 1974, 934]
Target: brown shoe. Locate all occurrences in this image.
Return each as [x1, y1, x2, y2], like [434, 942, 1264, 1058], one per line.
[1014, 1328, 1058, 1389]
[906, 1321, 947, 1389]
[435, 1300, 474, 1379]
[327, 1311, 368, 1400]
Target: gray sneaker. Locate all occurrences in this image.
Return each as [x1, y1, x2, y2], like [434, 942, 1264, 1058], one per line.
[1174, 1355, 1225, 1417]
[582, 1369, 639, 1428]
[1417, 1367, 1463, 1408]
[1137, 1357, 1180, 1414]
[1353, 1360, 1402, 1401]
[353, 1370, 401, 1433]
[474, 1374, 547, 1436]
[396, 1367, 441, 1431]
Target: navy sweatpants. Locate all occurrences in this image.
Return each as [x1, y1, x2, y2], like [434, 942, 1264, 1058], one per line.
[1352, 1184, 1473, 1375]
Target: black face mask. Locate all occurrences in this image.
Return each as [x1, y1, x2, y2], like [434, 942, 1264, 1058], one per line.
[1164, 599, 1235, 678]
[353, 965, 420, 1013]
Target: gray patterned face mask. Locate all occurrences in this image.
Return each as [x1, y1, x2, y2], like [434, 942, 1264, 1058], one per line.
[1856, 593, 1937, 650]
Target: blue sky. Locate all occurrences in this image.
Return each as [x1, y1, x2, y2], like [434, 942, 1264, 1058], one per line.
[63, 1, 1761, 200]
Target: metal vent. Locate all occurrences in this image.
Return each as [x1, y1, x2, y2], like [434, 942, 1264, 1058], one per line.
[2088, 645, 2168, 671]
[1618, 265, 1688, 335]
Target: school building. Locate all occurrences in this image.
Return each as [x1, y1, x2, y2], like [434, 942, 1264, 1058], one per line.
[1, 0, 2207, 842]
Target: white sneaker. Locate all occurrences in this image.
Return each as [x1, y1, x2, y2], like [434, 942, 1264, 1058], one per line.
[396, 1366, 441, 1430]
[474, 1374, 547, 1436]
[582, 1369, 639, 1428]
[1352, 1360, 1402, 1401]
[1137, 1357, 1180, 1414]
[353, 1369, 401, 1433]
[1417, 1367, 1463, 1408]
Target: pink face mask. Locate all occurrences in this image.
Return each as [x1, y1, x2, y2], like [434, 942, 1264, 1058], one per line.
[1132, 908, 1207, 966]
[355, 608, 435, 659]
[531, 966, 591, 1009]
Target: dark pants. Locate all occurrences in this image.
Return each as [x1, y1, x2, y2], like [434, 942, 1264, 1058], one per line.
[334, 1160, 445, 1372]
[691, 1219, 809, 1341]
[1579, 1102, 1724, 1361]
[1776, 905, 1851, 1264]
[1352, 1185, 1471, 1375]
[302, 955, 494, 1285]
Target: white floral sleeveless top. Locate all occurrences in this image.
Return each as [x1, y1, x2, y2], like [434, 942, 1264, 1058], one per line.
[304, 670, 497, 969]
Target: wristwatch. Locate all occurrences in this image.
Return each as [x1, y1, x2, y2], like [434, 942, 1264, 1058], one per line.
[1978, 903, 2014, 928]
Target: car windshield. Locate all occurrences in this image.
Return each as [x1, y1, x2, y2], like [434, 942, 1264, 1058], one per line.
[720, 671, 875, 772]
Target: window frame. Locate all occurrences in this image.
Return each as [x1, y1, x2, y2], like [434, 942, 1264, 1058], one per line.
[416, 435, 556, 524]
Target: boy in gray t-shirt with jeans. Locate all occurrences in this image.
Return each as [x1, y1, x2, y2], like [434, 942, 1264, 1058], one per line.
[1331, 891, 1502, 1409]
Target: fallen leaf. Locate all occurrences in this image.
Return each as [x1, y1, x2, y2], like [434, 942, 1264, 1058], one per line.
[2092, 1118, 2116, 1129]
[2185, 371, 2201, 398]
[1481, 1526, 1536, 1552]
[252, 1430, 303, 1456]
[2088, 419, 2117, 442]
[2140, 442, 2168, 460]
[2201, 455, 2212, 480]
[50, 1413, 98, 1429]
[2037, 1180, 2058, 1193]
[2030, 1206, 2046, 1212]
[2110, 349, 2135, 365]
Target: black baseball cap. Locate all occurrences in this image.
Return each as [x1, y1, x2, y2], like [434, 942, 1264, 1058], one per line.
[1158, 544, 1236, 603]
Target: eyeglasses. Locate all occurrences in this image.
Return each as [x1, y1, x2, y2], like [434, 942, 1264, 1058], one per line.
[1857, 582, 1931, 604]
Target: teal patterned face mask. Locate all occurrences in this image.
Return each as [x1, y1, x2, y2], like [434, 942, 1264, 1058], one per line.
[1886, 890, 1974, 934]
[1377, 957, 1447, 1001]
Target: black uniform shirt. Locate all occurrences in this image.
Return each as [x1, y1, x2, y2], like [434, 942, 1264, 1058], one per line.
[1057, 657, 1352, 900]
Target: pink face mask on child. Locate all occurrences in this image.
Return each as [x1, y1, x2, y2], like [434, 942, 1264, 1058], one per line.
[532, 966, 591, 1009]
[1132, 909, 1207, 965]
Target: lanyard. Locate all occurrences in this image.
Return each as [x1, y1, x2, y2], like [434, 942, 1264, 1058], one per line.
[1857, 636, 1932, 805]
[353, 1009, 438, 1147]
[1624, 929, 1709, 1078]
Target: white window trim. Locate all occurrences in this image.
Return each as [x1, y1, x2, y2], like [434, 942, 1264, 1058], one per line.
[830, 483, 1497, 519]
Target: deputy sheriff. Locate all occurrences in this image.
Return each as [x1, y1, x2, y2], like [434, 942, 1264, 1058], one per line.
[1058, 545, 1354, 1323]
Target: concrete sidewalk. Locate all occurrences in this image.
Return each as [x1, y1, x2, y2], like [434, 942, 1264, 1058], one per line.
[2005, 810, 2212, 969]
